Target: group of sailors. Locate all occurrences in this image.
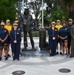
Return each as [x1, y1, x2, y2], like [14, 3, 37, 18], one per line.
[48, 19, 74, 57]
[0, 19, 21, 61]
[0, 18, 74, 61]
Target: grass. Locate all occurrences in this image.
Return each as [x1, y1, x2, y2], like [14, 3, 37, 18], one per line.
[22, 31, 39, 37]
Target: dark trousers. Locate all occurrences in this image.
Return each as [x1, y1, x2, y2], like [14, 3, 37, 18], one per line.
[23, 27, 34, 48]
[68, 35, 71, 54]
[11, 43, 20, 60]
[70, 38, 74, 56]
[49, 40, 57, 56]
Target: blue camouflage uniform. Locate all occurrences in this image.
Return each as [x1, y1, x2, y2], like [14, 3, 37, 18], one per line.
[48, 27, 58, 56]
[0, 28, 8, 46]
[10, 28, 21, 60]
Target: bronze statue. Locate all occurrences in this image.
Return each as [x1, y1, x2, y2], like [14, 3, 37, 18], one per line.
[22, 8, 34, 49]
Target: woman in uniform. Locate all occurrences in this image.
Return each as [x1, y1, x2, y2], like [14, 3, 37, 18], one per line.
[48, 22, 58, 56]
[10, 23, 21, 61]
[14, 20, 22, 32]
[59, 22, 69, 55]
[4, 19, 12, 57]
[0, 22, 8, 60]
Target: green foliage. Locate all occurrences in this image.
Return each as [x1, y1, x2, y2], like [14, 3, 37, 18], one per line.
[44, 0, 70, 25]
[0, 0, 16, 22]
[50, 6, 69, 22]
[28, 0, 42, 27]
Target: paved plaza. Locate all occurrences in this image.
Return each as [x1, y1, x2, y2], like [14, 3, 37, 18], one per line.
[0, 37, 74, 75]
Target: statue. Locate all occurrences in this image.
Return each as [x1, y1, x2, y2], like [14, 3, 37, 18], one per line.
[22, 8, 34, 50]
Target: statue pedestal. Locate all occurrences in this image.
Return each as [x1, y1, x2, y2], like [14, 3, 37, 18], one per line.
[20, 47, 40, 56]
[39, 28, 49, 51]
[20, 47, 50, 57]
[22, 48, 36, 51]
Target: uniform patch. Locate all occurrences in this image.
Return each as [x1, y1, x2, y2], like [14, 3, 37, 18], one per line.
[50, 50, 52, 53]
[65, 28, 67, 30]
[4, 43, 7, 45]
[12, 52, 14, 57]
[4, 30, 6, 32]
[64, 40, 67, 42]
[55, 29, 57, 31]
[18, 28, 20, 30]
[17, 32, 19, 34]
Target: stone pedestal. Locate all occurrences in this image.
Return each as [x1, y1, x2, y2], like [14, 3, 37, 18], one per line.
[39, 28, 49, 50]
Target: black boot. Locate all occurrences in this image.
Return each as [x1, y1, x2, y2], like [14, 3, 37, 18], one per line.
[8, 54, 11, 57]
[60, 52, 63, 55]
[5, 57, 8, 60]
[56, 52, 59, 55]
[0, 57, 2, 61]
[70, 55, 74, 58]
[4, 54, 11, 58]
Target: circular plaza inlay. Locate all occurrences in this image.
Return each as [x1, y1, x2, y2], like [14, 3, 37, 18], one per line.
[12, 70, 25, 75]
[59, 68, 71, 73]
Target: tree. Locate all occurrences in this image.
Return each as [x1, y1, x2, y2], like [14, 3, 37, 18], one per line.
[28, 0, 42, 28]
[44, 0, 74, 24]
[50, 0, 69, 22]
[62, 0, 74, 19]
[0, 0, 16, 22]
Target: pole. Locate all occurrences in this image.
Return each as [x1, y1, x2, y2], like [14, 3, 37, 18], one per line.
[42, 0, 44, 28]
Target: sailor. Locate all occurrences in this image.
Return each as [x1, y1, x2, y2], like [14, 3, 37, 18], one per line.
[55, 20, 63, 55]
[59, 22, 69, 55]
[4, 19, 12, 57]
[48, 22, 58, 56]
[0, 22, 9, 60]
[10, 23, 21, 61]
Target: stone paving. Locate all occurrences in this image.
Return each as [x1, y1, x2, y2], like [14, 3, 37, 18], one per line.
[0, 37, 74, 75]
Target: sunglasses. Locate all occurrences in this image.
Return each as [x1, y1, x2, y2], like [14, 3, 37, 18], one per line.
[14, 25, 18, 26]
[1, 25, 4, 26]
[7, 22, 10, 23]
[52, 23, 55, 25]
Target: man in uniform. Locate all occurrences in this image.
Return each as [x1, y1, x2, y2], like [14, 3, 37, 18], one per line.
[67, 19, 73, 55]
[55, 20, 63, 54]
[22, 8, 34, 49]
[4, 19, 12, 57]
[70, 24, 74, 57]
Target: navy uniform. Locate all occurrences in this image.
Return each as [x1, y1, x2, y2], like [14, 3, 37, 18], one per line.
[59, 26, 69, 43]
[10, 24, 21, 60]
[0, 28, 8, 46]
[14, 20, 22, 32]
[48, 22, 58, 56]
[0, 22, 8, 60]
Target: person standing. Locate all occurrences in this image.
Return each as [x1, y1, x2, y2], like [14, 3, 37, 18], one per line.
[59, 22, 69, 55]
[14, 20, 22, 56]
[70, 25, 74, 57]
[0, 22, 9, 60]
[4, 19, 12, 57]
[14, 20, 22, 32]
[10, 23, 21, 61]
[48, 22, 58, 56]
[55, 20, 63, 55]
[67, 19, 73, 55]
